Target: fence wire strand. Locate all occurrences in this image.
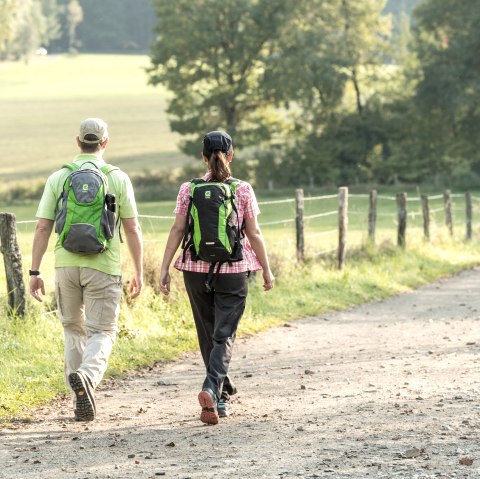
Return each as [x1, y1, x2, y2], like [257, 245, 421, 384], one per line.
[258, 198, 295, 206]
[304, 194, 338, 201]
[304, 211, 337, 220]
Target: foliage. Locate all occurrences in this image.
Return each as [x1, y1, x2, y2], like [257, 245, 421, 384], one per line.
[147, 0, 417, 189]
[148, 0, 299, 155]
[411, 0, 480, 180]
[0, 0, 18, 56]
[0, 0, 154, 58]
[48, 0, 155, 53]
[0, 0, 61, 61]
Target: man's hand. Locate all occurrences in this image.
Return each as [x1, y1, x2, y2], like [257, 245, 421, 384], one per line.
[29, 276, 45, 302]
[122, 217, 143, 300]
[129, 273, 143, 300]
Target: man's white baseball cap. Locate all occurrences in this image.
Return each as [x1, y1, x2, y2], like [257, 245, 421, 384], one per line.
[79, 118, 109, 144]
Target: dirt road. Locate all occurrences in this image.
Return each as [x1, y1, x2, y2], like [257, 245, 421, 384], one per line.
[1, 268, 480, 479]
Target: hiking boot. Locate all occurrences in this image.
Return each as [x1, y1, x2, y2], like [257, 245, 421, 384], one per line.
[217, 398, 230, 418]
[69, 371, 96, 421]
[198, 389, 218, 425]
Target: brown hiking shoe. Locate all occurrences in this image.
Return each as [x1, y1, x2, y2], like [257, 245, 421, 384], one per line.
[198, 389, 218, 425]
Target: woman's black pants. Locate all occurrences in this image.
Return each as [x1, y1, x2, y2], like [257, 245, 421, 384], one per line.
[183, 271, 249, 402]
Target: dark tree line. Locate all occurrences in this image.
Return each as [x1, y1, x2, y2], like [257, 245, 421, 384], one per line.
[148, 0, 480, 190]
[0, 0, 154, 60]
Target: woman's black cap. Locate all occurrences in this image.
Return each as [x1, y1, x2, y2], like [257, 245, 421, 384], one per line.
[203, 131, 232, 156]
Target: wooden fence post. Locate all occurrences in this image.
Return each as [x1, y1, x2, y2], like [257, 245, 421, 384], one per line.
[444, 189, 453, 236]
[295, 188, 304, 262]
[368, 189, 377, 245]
[0, 213, 26, 317]
[421, 195, 430, 242]
[465, 192, 472, 240]
[397, 192, 407, 248]
[338, 187, 348, 270]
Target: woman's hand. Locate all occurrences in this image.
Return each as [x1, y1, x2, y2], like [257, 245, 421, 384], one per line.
[262, 270, 275, 291]
[159, 269, 171, 296]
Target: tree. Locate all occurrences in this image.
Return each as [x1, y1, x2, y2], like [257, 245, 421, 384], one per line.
[76, 0, 154, 52]
[411, 0, 480, 184]
[263, 0, 393, 186]
[148, 0, 298, 156]
[66, 0, 82, 53]
[0, 0, 61, 61]
[40, 0, 62, 45]
[0, 0, 17, 59]
[1, 0, 46, 62]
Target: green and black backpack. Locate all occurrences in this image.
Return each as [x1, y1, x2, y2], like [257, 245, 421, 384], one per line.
[55, 162, 118, 254]
[182, 178, 244, 289]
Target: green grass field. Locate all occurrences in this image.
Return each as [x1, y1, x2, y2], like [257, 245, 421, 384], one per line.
[0, 54, 191, 182]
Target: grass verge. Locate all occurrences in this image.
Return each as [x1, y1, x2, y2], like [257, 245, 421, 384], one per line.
[1, 239, 480, 423]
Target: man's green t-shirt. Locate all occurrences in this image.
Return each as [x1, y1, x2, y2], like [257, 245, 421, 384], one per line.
[36, 154, 138, 276]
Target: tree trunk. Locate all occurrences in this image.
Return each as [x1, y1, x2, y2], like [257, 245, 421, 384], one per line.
[0, 213, 26, 316]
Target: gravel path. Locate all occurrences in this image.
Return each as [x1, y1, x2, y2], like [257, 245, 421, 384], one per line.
[2, 268, 480, 479]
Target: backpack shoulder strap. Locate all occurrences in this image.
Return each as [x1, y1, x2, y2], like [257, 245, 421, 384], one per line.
[226, 178, 241, 194]
[182, 179, 205, 262]
[100, 164, 119, 175]
[191, 178, 205, 185]
[62, 162, 79, 171]
[56, 163, 79, 214]
[189, 178, 206, 196]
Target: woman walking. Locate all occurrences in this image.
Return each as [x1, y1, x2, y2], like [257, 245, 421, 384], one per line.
[159, 130, 274, 425]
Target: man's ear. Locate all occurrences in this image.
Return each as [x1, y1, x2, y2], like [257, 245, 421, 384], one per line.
[227, 150, 234, 162]
[76, 136, 81, 147]
[100, 138, 109, 149]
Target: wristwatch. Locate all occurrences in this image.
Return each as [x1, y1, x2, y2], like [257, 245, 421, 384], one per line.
[29, 270, 41, 276]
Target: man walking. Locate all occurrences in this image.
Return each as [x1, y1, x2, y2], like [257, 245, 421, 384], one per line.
[29, 118, 143, 421]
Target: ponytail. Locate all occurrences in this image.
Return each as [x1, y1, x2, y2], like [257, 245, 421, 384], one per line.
[208, 150, 231, 182]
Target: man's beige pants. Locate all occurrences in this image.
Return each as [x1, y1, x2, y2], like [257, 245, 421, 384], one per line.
[55, 267, 122, 390]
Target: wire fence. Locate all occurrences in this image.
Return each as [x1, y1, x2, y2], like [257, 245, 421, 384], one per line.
[129, 188, 478, 268]
[2, 188, 479, 273]
[1, 188, 479, 315]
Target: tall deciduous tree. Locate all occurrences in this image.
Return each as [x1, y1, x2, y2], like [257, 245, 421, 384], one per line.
[148, 0, 297, 155]
[264, 0, 393, 186]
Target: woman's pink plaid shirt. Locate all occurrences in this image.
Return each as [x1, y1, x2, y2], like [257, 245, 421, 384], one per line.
[173, 176, 263, 274]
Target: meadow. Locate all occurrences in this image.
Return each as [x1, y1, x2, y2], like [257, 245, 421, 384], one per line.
[2, 54, 480, 422]
[0, 54, 190, 183]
